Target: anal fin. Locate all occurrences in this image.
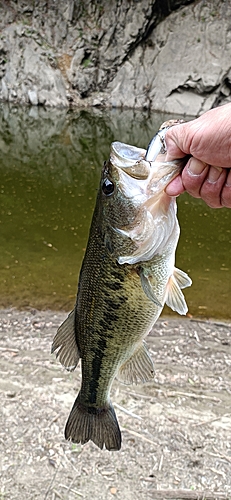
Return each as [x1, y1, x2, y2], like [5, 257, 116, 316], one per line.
[117, 342, 155, 385]
[51, 309, 80, 371]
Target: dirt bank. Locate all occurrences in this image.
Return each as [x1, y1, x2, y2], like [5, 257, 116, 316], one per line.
[0, 308, 231, 499]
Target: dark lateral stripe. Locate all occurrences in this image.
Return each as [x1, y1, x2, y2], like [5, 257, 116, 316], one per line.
[88, 292, 123, 404]
[106, 281, 122, 291]
[89, 337, 107, 404]
[89, 309, 120, 403]
[111, 268, 125, 281]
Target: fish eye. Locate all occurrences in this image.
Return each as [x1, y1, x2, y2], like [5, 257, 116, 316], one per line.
[102, 178, 115, 196]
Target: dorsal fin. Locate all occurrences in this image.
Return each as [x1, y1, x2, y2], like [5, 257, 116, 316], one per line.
[51, 309, 80, 371]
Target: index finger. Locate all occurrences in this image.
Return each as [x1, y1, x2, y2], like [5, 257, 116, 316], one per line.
[165, 175, 185, 196]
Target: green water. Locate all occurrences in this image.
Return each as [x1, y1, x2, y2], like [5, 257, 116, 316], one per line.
[0, 104, 230, 319]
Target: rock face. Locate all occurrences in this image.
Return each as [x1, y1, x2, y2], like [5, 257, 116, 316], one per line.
[0, 0, 230, 114]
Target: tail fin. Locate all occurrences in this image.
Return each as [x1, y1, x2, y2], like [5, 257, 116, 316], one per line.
[65, 396, 121, 451]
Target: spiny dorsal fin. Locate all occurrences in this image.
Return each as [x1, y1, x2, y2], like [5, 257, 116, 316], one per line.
[117, 342, 155, 385]
[140, 271, 162, 307]
[51, 309, 80, 371]
[165, 273, 189, 315]
[65, 396, 121, 451]
[173, 267, 192, 289]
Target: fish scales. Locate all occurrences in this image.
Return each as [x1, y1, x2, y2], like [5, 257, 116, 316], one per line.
[52, 120, 192, 451]
[76, 209, 167, 404]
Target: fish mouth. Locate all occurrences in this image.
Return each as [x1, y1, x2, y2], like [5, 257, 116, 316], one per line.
[110, 141, 184, 201]
[109, 142, 185, 265]
[110, 142, 149, 180]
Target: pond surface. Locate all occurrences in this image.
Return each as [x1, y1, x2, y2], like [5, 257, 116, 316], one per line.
[0, 104, 230, 319]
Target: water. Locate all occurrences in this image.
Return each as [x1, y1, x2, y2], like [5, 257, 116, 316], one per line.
[0, 104, 230, 319]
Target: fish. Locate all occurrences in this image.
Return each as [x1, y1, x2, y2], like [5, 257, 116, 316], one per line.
[51, 120, 192, 451]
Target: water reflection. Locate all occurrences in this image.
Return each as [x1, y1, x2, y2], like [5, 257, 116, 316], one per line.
[0, 104, 230, 319]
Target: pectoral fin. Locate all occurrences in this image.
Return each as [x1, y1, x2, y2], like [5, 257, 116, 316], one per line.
[165, 267, 192, 315]
[51, 309, 80, 371]
[140, 271, 162, 307]
[173, 267, 192, 289]
[117, 342, 155, 385]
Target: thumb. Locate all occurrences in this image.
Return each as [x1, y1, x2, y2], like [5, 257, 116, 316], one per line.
[165, 125, 188, 162]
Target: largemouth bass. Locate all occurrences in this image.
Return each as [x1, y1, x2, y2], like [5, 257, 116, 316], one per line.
[52, 120, 191, 451]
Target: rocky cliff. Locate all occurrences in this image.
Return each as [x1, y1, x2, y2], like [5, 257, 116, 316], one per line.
[0, 0, 230, 115]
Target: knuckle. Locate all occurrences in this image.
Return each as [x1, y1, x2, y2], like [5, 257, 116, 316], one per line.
[221, 184, 231, 207]
[200, 183, 222, 208]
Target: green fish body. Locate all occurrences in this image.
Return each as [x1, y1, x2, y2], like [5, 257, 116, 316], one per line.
[52, 122, 191, 451]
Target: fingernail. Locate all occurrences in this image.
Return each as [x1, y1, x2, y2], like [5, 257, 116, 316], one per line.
[207, 166, 223, 183]
[188, 158, 208, 176]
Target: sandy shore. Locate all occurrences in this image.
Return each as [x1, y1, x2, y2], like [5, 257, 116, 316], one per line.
[0, 308, 231, 499]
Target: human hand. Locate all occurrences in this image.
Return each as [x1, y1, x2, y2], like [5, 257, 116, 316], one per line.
[165, 104, 231, 208]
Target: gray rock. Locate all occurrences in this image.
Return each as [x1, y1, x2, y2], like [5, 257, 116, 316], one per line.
[28, 89, 38, 106]
[0, 0, 230, 114]
[103, 1, 231, 115]
[0, 24, 68, 108]
[1, 78, 8, 100]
